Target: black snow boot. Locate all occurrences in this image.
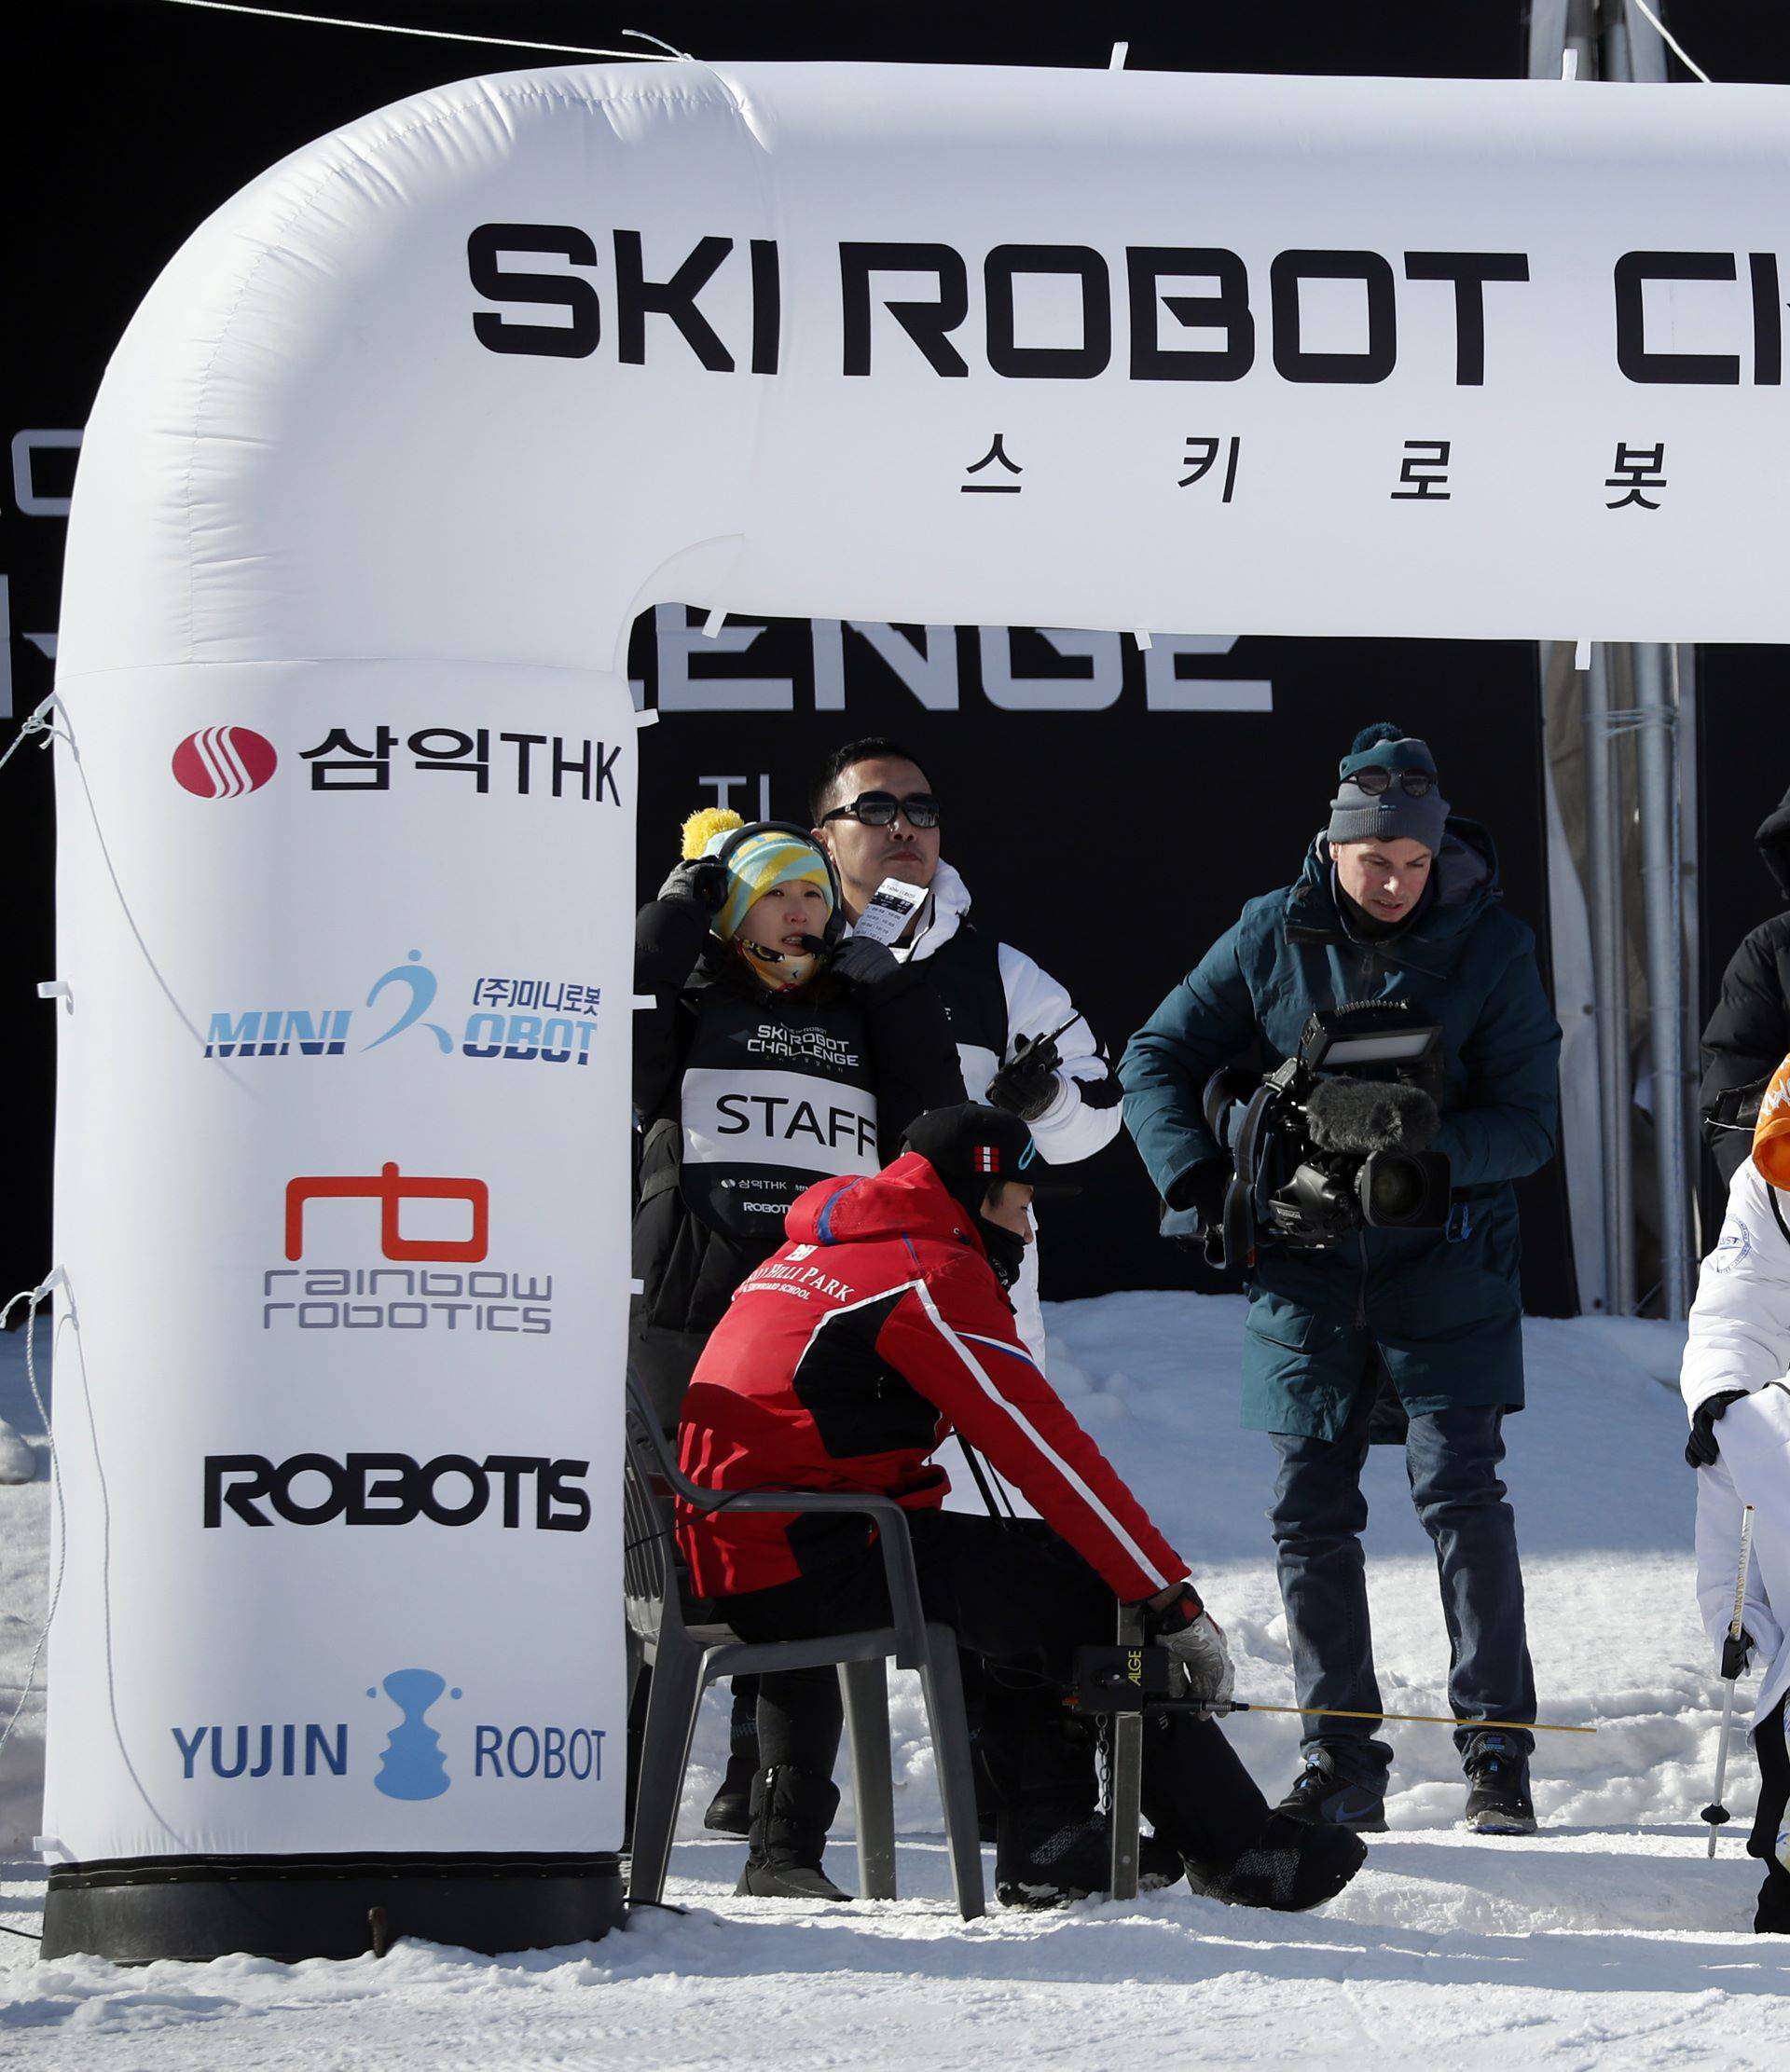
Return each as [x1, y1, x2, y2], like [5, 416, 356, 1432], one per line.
[704, 1680, 761, 1836]
[1463, 1733, 1537, 1835]
[735, 1764, 852, 1902]
[1182, 1808, 1368, 1914]
[995, 1804, 1186, 1911]
[1749, 1695, 1790, 1933]
[1755, 1861, 1790, 1935]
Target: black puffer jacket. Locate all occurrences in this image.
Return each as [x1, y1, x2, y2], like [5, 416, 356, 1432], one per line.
[1701, 789, 1790, 1183]
[631, 894, 965, 1338]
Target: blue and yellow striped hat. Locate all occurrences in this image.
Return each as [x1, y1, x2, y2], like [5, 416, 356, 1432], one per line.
[681, 807, 836, 943]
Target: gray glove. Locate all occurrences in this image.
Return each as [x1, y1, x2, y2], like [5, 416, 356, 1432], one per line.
[1145, 1584, 1234, 1720]
[831, 934, 899, 987]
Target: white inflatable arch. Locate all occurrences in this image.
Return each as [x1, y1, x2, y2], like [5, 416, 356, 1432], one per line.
[41, 60, 1789, 1960]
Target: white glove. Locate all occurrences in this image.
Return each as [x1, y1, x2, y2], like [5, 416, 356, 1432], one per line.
[1149, 1585, 1234, 1720]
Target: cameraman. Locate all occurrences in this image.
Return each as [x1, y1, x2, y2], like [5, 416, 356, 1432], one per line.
[1120, 722, 1560, 1836]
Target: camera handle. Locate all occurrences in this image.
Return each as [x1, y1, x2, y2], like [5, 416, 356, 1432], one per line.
[1215, 1079, 1283, 1271]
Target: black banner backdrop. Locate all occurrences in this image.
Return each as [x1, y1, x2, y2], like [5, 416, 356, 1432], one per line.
[23, 0, 1788, 1309]
[626, 611, 1572, 1308]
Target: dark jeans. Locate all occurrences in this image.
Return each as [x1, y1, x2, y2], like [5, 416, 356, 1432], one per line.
[1269, 1393, 1536, 1787]
[723, 1511, 1270, 1865]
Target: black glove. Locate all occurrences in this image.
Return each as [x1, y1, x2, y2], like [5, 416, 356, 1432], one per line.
[830, 934, 898, 988]
[1686, 1389, 1750, 1469]
[1165, 1157, 1231, 1235]
[1142, 1582, 1234, 1719]
[656, 856, 729, 913]
[1721, 1626, 1756, 1681]
[985, 1031, 1064, 1122]
[655, 856, 729, 913]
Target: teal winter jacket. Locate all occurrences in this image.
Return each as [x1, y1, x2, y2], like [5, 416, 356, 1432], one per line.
[1120, 823, 1561, 1438]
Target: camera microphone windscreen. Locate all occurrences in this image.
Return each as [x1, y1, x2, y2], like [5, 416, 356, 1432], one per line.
[1304, 1076, 1439, 1155]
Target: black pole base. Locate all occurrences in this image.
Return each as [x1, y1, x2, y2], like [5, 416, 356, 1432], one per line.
[40, 1851, 624, 1965]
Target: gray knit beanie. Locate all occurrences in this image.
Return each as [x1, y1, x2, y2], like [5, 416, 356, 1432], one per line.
[1327, 721, 1450, 853]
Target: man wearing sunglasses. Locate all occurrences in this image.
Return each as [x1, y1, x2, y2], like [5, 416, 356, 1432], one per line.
[1121, 721, 1561, 1842]
[811, 736, 1122, 1367]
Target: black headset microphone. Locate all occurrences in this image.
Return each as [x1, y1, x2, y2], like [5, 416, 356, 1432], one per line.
[711, 818, 849, 970]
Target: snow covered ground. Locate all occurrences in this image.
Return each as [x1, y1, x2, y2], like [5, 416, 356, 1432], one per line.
[5, 1295, 1789, 2067]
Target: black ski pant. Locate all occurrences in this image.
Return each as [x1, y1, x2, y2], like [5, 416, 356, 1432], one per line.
[1752, 1692, 1790, 1934]
[721, 1510, 1272, 1865]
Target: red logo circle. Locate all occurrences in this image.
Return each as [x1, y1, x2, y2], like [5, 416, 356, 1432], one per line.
[172, 726, 278, 799]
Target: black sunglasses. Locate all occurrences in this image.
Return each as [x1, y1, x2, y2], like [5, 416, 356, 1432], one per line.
[1346, 767, 1439, 799]
[820, 789, 943, 830]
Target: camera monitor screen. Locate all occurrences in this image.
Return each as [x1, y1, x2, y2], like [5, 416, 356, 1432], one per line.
[1317, 1028, 1439, 1066]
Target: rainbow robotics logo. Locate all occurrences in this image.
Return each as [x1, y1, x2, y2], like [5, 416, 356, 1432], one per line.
[172, 725, 279, 798]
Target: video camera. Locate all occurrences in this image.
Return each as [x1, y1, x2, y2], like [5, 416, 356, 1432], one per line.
[1202, 1003, 1452, 1269]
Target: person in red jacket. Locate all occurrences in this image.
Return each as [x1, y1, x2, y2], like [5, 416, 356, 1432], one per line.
[678, 1103, 1369, 1912]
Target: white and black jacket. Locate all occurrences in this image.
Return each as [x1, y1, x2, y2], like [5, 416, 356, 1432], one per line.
[889, 859, 1122, 1363]
[1681, 1154, 1790, 1726]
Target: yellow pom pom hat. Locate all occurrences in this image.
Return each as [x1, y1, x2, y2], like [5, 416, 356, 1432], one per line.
[679, 806, 837, 946]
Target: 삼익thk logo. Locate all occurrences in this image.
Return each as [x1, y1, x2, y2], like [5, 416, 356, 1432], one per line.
[172, 725, 279, 799]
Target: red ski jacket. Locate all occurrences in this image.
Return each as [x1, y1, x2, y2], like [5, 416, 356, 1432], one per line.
[676, 1154, 1188, 1602]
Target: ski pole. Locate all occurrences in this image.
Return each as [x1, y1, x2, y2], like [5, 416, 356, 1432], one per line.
[1701, 1502, 1756, 1858]
[1219, 1701, 1594, 1734]
[1070, 1653, 1594, 1733]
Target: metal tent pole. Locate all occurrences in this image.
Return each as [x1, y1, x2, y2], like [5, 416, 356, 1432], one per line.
[1675, 643, 1705, 1258]
[1530, 4, 1616, 1314]
[1618, 0, 1671, 81]
[1564, 0, 1600, 77]
[1605, 0, 1691, 1315]
[1585, 645, 1636, 1311]
[1632, 643, 1690, 1314]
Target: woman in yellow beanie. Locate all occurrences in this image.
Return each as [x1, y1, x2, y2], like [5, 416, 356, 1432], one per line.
[629, 807, 964, 1859]
[632, 804, 962, 1407]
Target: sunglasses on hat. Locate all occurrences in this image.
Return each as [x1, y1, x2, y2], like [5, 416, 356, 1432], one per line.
[1346, 767, 1439, 799]
[819, 789, 943, 830]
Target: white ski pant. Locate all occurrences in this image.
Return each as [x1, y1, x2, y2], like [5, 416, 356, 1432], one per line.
[1697, 1381, 1790, 1729]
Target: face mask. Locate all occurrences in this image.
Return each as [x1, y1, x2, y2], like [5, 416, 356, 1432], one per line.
[976, 1214, 1026, 1292]
[737, 939, 821, 992]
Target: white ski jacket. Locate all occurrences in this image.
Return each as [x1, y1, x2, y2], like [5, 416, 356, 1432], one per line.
[901, 860, 1122, 1164]
[871, 858, 1122, 1376]
[1682, 1155, 1790, 1726]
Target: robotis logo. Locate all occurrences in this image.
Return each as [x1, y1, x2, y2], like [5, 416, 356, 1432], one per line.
[172, 725, 279, 799]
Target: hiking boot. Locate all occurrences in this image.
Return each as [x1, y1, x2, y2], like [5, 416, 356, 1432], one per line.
[1276, 1760, 1388, 1833]
[703, 1750, 756, 1836]
[995, 1806, 1186, 1910]
[1463, 1734, 1537, 1835]
[1183, 1809, 1368, 1914]
[734, 1764, 852, 1902]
